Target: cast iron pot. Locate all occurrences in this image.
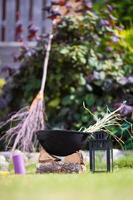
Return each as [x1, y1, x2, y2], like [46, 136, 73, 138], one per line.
[36, 129, 89, 156]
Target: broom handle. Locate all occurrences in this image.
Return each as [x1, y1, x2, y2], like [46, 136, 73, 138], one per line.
[40, 34, 53, 93]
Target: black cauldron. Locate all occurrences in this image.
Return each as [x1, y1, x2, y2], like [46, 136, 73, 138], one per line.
[36, 129, 89, 156]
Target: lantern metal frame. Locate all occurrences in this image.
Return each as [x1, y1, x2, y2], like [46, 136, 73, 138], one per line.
[89, 131, 113, 173]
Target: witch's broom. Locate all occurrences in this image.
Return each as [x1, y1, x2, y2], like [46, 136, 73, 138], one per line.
[0, 34, 53, 152]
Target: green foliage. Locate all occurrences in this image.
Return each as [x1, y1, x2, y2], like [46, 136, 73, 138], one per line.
[0, 9, 133, 148]
[94, 0, 133, 27]
[114, 155, 133, 168]
[119, 28, 133, 53]
[111, 121, 133, 150]
[0, 79, 6, 91]
[0, 78, 6, 117]
[111, 0, 133, 26]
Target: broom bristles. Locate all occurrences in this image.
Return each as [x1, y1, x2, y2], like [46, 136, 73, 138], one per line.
[0, 92, 45, 152]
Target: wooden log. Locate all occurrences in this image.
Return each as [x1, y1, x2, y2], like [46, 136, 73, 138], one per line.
[38, 148, 60, 163]
[64, 151, 84, 164]
[36, 162, 83, 174]
[36, 148, 86, 174]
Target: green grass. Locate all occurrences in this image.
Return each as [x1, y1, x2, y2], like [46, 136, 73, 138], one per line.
[0, 169, 133, 200]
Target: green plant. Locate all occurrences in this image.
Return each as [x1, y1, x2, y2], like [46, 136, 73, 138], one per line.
[94, 0, 133, 27]
[114, 155, 133, 168]
[118, 28, 133, 53]
[0, 6, 132, 149]
[0, 78, 6, 92]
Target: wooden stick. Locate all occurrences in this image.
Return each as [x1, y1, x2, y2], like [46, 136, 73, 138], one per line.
[40, 34, 53, 93]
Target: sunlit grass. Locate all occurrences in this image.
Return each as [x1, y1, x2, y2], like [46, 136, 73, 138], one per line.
[0, 169, 133, 200]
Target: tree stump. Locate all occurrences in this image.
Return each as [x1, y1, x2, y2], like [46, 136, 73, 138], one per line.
[36, 148, 86, 174]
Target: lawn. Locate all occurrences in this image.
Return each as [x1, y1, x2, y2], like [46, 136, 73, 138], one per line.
[0, 169, 133, 200]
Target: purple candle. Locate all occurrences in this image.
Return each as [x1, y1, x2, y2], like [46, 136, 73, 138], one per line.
[12, 151, 26, 174]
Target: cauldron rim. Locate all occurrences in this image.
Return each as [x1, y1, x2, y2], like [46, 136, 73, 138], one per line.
[36, 129, 89, 136]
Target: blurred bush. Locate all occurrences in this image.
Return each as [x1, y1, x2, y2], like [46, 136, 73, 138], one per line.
[94, 0, 133, 27]
[118, 28, 133, 53]
[0, 4, 132, 149]
[0, 79, 6, 92]
[0, 78, 6, 115]
[114, 155, 133, 168]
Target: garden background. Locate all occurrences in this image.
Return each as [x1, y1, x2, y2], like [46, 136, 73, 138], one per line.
[0, 0, 133, 150]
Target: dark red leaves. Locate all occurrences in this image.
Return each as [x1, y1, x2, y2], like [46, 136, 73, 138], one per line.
[15, 21, 23, 41]
[47, 9, 61, 20]
[28, 24, 39, 40]
[51, 0, 66, 6]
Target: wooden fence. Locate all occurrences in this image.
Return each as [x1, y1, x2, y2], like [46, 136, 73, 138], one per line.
[0, 0, 51, 42]
[0, 0, 51, 68]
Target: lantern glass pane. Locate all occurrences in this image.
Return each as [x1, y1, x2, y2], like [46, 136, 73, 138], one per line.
[95, 150, 107, 171]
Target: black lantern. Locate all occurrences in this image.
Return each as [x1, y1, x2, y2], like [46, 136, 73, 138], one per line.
[89, 131, 113, 173]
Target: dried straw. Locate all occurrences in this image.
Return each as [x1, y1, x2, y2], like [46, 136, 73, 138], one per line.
[83, 103, 124, 145]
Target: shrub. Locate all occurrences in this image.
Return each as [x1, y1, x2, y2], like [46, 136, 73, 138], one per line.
[114, 155, 133, 168]
[94, 0, 133, 27]
[0, 5, 132, 149]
